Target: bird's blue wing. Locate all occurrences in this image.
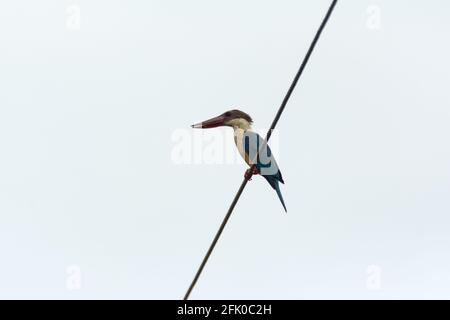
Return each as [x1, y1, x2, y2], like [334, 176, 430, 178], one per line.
[243, 131, 286, 211]
[243, 131, 282, 179]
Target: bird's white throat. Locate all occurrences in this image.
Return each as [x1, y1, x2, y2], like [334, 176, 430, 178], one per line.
[227, 118, 253, 165]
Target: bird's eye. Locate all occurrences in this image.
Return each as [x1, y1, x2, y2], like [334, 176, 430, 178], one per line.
[225, 112, 231, 117]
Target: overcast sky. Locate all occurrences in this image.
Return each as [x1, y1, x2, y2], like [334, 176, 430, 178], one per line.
[0, 0, 449, 299]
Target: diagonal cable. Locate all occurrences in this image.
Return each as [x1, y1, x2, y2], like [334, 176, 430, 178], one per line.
[184, 0, 338, 300]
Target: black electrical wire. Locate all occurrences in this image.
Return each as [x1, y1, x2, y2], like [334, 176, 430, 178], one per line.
[184, 0, 338, 300]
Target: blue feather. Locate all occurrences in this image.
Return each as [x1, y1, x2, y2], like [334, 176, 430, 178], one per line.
[243, 131, 287, 212]
[263, 175, 287, 213]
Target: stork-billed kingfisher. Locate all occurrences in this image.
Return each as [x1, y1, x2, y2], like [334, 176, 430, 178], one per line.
[192, 109, 287, 212]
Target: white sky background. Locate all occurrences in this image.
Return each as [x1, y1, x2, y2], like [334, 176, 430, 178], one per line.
[0, 0, 449, 299]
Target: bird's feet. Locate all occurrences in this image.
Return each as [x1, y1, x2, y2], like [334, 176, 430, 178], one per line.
[244, 166, 260, 181]
[244, 169, 253, 180]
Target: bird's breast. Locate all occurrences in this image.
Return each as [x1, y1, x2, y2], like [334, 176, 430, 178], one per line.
[234, 128, 251, 166]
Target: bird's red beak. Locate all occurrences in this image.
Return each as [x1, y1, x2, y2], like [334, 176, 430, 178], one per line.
[191, 114, 226, 129]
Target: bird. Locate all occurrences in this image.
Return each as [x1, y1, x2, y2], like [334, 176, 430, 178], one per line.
[192, 109, 287, 212]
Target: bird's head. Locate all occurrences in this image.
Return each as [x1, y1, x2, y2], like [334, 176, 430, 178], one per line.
[191, 109, 253, 130]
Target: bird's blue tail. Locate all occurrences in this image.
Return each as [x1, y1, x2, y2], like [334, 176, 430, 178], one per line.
[263, 175, 287, 213]
[274, 183, 287, 213]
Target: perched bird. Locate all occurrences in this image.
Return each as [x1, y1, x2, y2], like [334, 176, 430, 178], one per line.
[192, 109, 287, 212]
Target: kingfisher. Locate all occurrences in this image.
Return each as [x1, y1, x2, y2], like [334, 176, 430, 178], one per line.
[192, 109, 287, 212]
